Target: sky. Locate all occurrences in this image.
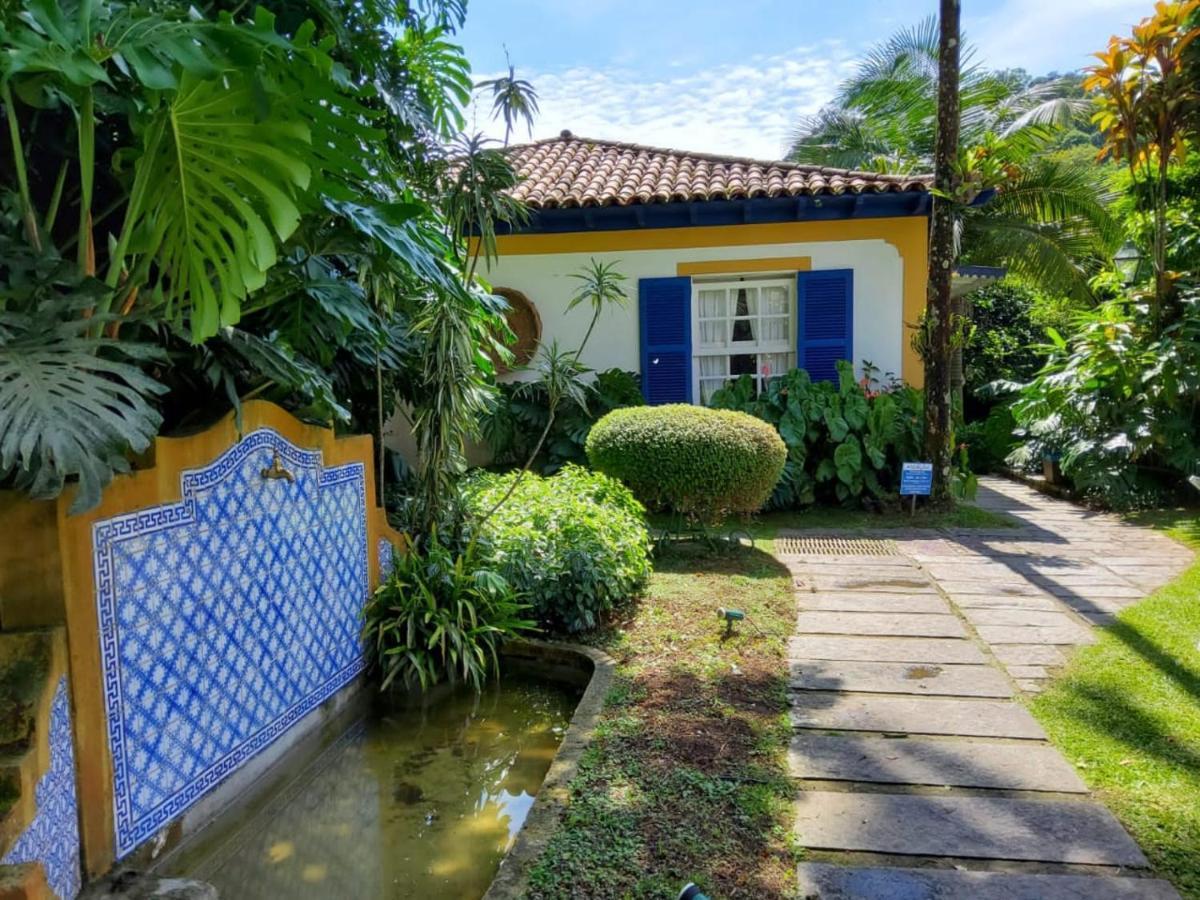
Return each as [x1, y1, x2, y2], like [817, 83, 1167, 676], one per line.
[456, 0, 1154, 159]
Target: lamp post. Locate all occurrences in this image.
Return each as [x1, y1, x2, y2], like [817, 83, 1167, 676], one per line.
[1114, 241, 1146, 286]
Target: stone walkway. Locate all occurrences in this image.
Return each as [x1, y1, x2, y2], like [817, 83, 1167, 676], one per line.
[782, 476, 1193, 899]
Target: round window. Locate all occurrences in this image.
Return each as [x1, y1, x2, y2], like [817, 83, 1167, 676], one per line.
[492, 287, 542, 371]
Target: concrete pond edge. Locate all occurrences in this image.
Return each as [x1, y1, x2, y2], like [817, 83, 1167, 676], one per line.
[484, 639, 616, 900]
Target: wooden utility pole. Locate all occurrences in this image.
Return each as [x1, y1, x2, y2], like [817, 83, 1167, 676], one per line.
[924, 0, 961, 505]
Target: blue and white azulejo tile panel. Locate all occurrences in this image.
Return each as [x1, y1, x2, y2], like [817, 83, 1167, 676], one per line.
[92, 428, 369, 858]
[377, 539, 394, 578]
[1, 676, 82, 899]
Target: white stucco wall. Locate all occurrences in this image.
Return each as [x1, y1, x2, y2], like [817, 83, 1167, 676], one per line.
[481, 236, 906, 383]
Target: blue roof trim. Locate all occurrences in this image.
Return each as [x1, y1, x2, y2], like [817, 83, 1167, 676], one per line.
[494, 191, 931, 235]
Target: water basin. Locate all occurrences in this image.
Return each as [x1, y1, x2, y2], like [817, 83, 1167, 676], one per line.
[161, 673, 581, 899]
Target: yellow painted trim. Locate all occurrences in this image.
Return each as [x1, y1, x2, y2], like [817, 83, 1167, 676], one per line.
[676, 256, 812, 277]
[492, 218, 929, 386]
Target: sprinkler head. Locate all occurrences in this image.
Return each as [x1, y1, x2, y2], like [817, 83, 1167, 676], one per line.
[717, 607, 745, 622]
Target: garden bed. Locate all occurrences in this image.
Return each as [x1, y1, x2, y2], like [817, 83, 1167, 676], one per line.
[520, 541, 799, 899]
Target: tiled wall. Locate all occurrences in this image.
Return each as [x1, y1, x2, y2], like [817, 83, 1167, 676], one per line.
[1, 676, 82, 899]
[91, 428, 369, 858]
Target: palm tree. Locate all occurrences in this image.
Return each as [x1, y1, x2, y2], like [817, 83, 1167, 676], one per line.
[475, 51, 540, 146]
[925, 0, 961, 505]
[789, 17, 1121, 298]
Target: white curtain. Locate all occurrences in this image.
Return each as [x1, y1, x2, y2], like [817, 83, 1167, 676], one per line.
[698, 355, 727, 405]
[698, 289, 726, 347]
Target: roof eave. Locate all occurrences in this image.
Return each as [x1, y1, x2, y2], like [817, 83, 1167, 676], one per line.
[495, 191, 932, 236]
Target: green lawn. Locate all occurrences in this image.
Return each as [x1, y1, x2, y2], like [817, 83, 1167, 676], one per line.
[525, 542, 798, 899]
[1031, 511, 1200, 899]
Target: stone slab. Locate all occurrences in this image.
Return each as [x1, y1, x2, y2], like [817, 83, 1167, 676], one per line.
[949, 594, 1065, 611]
[799, 593, 949, 614]
[963, 609, 1085, 628]
[795, 863, 1181, 900]
[796, 612, 966, 638]
[974, 624, 1095, 646]
[1016, 679, 1047, 693]
[1007, 665, 1052, 679]
[790, 694, 1046, 739]
[788, 636, 987, 664]
[794, 792, 1148, 866]
[789, 734, 1086, 791]
[936, 580, 1049, 597]
[790, 660, 1012, 698]
[1040, 583, 1144, 600]
[800, 575, 938, 593]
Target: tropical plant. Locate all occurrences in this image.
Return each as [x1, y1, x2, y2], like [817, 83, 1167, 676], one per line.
[1006, 288, 1200, 507]
[788, 17, 1121, 296]
[482, 367, 643, 472]
[362, 538, 535, 691]
[475, 52, 540, 146]
[1, 0, 519, 521]
[1085, 0, 1200, 322]
[709, 361, 924, 509]
[463, 464, 651, 633]
[586, 404, 787, 522]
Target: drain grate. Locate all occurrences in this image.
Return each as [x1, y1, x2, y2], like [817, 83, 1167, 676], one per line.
[775, 536, 900, 557]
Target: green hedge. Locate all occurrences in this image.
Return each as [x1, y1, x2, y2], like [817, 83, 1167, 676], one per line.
[585, 404, 786, 521]
[463, 465, 651, 633]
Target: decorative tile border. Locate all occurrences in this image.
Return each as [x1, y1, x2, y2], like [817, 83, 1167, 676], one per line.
[91, 428, 369, 858]
[1, 676, 82, 899]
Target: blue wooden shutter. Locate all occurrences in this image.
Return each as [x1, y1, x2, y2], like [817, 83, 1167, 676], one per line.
[639, 276, 692, 404]
[797, 269, 853, 383]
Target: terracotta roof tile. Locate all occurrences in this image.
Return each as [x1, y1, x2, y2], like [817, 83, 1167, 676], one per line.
[504, 132, 931, 209]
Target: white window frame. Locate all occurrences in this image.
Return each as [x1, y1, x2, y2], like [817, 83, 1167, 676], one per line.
[691, 276, 796, 405]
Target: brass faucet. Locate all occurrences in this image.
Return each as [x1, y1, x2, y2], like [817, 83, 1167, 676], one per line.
[260, 450, 295, 483]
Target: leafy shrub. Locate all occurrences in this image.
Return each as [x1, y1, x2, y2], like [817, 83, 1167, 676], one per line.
[482, 368, 643, 472]
[464, 465, 651, 632]
[585, 405, 786, 521]
[958, 405, 1018, 473]
[964, 282, 1079, 416]
[1008, 290, 1200, 508]
[710, 361, 922, 508]
[362, 541, 534, 691]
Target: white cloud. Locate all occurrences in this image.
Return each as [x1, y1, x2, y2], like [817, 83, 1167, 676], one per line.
[966, 0, 1153, 73]
[467, 42, 859, 160]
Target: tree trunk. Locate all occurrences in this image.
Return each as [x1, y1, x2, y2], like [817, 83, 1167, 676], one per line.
[923, 0, 961, 506]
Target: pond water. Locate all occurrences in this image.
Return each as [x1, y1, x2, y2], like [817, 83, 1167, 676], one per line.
[163, 674, 580, 899]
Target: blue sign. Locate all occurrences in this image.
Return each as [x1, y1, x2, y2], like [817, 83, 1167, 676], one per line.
[900, 462, 934, 496]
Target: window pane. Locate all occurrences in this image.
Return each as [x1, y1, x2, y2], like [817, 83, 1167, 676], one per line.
[731, 317, 757, 342]
[733, 287, 757, 318]
[763, 285, 789, 315]
[698, 355, 727, 378]
[699, 319, 726, 347]
[730, 353, 756, 376]
[763, 316, 788, 343]
[761, 352, 792, 380]
[698, 289, 726, 319]
[699, 379, 726, 405]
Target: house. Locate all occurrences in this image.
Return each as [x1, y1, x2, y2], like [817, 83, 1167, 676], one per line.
[481, 131, 937, 402]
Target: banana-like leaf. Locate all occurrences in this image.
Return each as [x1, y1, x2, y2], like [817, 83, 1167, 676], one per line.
[0, 293, 166, 513]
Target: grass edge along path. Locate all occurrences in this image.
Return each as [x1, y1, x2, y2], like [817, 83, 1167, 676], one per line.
[1031, 512, 1200, 900]
[524, 540, 799, 899]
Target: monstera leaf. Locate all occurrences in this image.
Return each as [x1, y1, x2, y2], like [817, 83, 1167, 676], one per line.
[0, 294, 166, 513]
[123, 13, 382, 342]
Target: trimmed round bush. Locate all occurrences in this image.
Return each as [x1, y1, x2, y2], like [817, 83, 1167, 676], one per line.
[585, 404, 786, 520]
[463, 464, 651, 633]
